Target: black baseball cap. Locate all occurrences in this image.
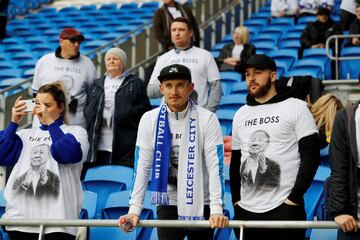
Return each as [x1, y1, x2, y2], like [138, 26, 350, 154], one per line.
[238, 54, 277, 73]
[158, 64, 192, 82]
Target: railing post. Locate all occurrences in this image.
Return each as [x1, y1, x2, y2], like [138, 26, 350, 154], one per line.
[38, 224, 44, 240]
[240, 225, 244, 240]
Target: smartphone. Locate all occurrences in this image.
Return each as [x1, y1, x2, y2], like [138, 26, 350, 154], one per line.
[19, 99, 35, 112]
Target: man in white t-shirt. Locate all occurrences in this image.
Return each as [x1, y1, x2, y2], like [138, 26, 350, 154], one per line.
[230, 54, 320, 240]
[147, 17, 222, 112]
[32, 28, 97, 129]
[119, 64, 228, 240]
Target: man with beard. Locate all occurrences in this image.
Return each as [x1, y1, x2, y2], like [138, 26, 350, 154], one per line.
[229, 54, 320, 240]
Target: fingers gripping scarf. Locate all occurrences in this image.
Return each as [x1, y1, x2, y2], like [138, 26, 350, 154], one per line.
[150, 100, 204, 220]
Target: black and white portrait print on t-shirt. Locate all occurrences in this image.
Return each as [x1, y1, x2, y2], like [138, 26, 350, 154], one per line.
[12, 144, 60, 198]
[168, 132, 183, 186]
[240, 130, 280, 190]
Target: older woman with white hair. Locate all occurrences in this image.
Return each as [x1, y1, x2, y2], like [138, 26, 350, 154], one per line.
[216, 26, 256, 72]
[83, 47, 151, 175]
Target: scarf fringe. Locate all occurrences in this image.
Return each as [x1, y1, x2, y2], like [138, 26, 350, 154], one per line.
[150, 191, 169, 205]
[178, 216, 205, 220]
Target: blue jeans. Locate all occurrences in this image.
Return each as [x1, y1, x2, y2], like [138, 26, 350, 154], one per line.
[337, 229, 360, 240]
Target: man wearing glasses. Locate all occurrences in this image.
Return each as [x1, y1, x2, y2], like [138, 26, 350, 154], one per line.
[32, 28, 97, 129]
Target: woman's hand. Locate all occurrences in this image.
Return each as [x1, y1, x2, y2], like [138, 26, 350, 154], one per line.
[33, 100, 55, 125]
[11, 96, 27, 124]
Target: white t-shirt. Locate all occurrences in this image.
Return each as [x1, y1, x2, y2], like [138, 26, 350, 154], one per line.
[97, 75, 124, 152]
[299, 0, 334, 15]
[4, 124, 89, 235]
[232, 45, 243, 59]
[167, 6, 182, 19]
[271, 0, 298, 16]
[340, 0, 356, 15]
[232, 98, 318, 213]
[32, 52, 97, 129]
[129, 104, 224, 216]
[148, 47, 220, 107]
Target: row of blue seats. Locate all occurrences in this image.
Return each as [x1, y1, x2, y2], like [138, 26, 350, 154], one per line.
[7, 0, 53, 20]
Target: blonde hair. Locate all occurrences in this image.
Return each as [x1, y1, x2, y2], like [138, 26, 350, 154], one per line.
[310, 94, 343, 140]
[37, 81, 69, 124]
[234, 26, 250, 44]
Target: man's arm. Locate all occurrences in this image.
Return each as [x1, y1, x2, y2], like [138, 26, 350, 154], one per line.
[205, 80, 222, 112]
[287, 133, 320, 204]
[230, 149, 241, 205]
[203, 113, 225, 216]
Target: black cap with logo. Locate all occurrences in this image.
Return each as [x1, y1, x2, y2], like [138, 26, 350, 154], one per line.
[158, 64, 192, 82]
[238, 54, 277, 73]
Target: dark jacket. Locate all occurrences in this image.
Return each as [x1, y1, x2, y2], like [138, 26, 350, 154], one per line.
[153, 2, 200, 51]
[329, 102, 359, 219]
[216, 43, 256, 71]
[230, 86, 320, 205]
[349, 19, 360, 35]
[84, 73, 151, 168]
[300, 18, 343, 48]
[349, 19, 360, 46]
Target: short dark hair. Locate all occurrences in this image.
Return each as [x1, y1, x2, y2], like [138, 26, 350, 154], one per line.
[171, 17, 193, 30]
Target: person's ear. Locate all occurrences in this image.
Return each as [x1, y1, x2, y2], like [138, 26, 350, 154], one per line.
[270, 71, 277, 82]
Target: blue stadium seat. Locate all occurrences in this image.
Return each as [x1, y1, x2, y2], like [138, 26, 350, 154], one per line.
[250, 11, 271, 21]
[80, 190, 98, 219]
[0, 61, 14, 70]
[253, 33, 278, 45]
[287, 24, 307, 34]
[243, 19, 267, 29]
[210, 50, 220, 59]
[0, 190, 9, 240]
[278, 39, 301, 50]
[270, 17, 295, 27]
[91, 190, 154, 240]
[310, 229, 337, 240]
[220, 71, 242, 95]
[99, 3, 117, 10]
[340, 47, 360, 79]
[252, 40, 276, 54]
[0, 69, 23, 80]
[212, 42, 228, 51]
[223, 165, 230, 193]
[83, 166, 130, 218]
[259, 26, 286, 40]
[303, 48, 332, 79]
[291, 59, 324, 79]
[298, 15, 317, 25]
[275, 60, 289, 76]
[141, 2, 160, 9]
[218, 94, 247, 111]
[231, 81, 248, 94]
[286, 68, 321, 79]
[79, 5, 97, 11]
[150, 98, 161, 109]
[120, 2, 138, 9]
[216, 109, 237, 136]
[320, 145, 329, 165]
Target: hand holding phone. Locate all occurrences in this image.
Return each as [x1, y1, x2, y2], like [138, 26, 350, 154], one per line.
[19, 99, 35, 112]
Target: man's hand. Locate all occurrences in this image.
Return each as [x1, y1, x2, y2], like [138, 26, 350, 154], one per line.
[209, 214, 229, 229]
[258, 153, 268, 174]
[118, 213, 139, 233]
[284, 198, 298, 206]
[335, 214, 358, 232]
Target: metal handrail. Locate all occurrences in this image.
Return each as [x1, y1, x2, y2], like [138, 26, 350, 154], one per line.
[0, 219, 347, 240]
[325, 34, 360, 80]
